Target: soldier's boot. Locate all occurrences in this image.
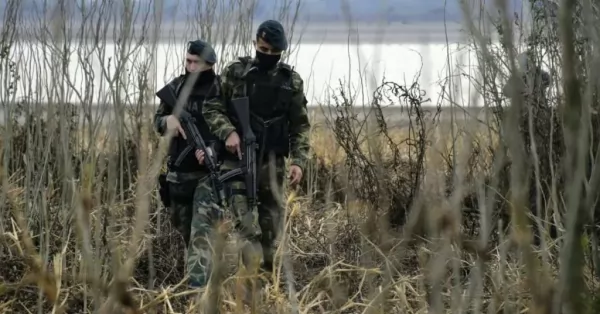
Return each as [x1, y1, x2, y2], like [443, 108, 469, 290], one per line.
[259, 229, 278, 286]
[238, 240, 264, 307]
[261, 245, 274, 274]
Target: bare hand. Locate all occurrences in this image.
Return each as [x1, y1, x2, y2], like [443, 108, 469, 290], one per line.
[288, 165, 303, 185]
[195, 149, 205, 165]
[225, 131, 242, 160]
[166, 115, 186, 139]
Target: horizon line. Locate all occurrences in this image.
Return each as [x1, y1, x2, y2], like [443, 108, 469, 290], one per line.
[1, 19, 509, 45]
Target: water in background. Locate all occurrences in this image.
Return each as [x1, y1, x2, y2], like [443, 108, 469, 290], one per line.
[5, 39, 483, 108]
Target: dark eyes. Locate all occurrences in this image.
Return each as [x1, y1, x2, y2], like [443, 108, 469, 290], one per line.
[258, 46, 281, 54]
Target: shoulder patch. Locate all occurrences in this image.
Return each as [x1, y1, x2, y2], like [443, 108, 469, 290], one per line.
[277, 62, 295, 79]
[289, 70, 304, 91]
[278, 62, 293, 72]
[279, 62, 294, 75]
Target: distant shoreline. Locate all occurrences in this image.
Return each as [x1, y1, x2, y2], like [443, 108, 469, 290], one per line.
[8, 21, 495, 45]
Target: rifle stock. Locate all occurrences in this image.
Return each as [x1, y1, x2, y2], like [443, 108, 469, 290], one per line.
[230, 97, 258, 208]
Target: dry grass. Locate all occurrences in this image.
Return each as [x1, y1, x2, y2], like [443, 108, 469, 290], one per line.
[3, 0, 600, 313]
[0, 111, 566, 314]
[0, 122, 504, 314]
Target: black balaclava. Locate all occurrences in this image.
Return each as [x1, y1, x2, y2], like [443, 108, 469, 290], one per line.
[255, 50, 281, 70]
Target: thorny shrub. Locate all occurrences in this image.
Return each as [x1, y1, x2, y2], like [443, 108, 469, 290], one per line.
[320, 79, 440, 229]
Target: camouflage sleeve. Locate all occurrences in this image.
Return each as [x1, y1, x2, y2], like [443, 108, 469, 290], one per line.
[202, 64, 237, 141]
[153, 100, 171, 136]
[287, 71, 311, 170]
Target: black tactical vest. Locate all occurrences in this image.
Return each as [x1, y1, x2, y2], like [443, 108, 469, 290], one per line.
[228, 58, 295, 160]
[168, 72, 220, 173]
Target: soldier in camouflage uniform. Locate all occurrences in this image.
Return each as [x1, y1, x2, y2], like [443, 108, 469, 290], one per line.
[154, 40, 223, 288]
[203, 20, 311, 274]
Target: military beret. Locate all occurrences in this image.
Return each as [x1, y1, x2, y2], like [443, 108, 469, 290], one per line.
[256, 20, 288, 51]
[187, 39, 217, 64]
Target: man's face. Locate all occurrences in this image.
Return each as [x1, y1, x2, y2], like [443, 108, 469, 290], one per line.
[254, 37, 282, 55]
[185, 53, 212, 73]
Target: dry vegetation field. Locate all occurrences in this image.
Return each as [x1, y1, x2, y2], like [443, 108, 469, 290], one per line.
[2, 0, 600, 314]
[0, 99, 501, 314]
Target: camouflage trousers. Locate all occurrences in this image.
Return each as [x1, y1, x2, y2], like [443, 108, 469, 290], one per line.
[221, 156, 286, 273]
[167, 172, 222, 288]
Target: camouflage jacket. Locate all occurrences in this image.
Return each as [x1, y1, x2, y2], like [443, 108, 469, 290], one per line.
[202, 57, 311, 170]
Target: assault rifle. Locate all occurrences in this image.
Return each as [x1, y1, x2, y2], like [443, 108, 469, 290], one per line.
[229, 96, 258, 209]
[176, 110, 227, 206]
[155, 85, 244, 207]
